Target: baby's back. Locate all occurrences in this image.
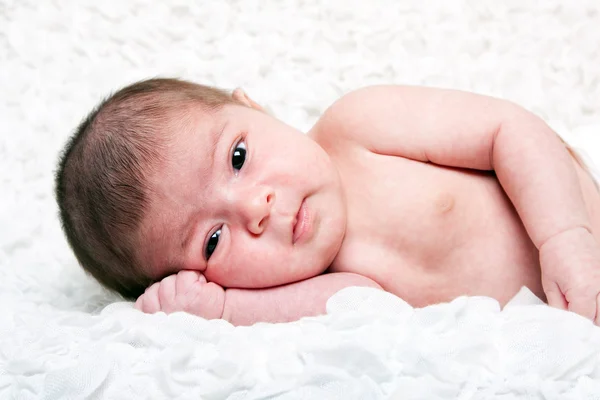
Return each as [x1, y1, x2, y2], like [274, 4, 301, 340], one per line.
[313, 118, 600, 308]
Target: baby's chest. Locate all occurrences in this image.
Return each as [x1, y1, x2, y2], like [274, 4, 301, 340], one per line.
[337, 153, 488, 257]
[330, 152, 533, 302]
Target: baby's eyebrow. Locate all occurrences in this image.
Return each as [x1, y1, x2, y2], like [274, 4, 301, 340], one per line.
[207, 121, 228, 170]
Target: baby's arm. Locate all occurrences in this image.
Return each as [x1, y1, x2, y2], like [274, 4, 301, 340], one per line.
[320, 85, 600, 322]
[223, 272, 381, 325]
[135, 271, 381, 326]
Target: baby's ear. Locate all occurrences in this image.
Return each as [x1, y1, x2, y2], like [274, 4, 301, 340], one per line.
[232, 88, 265, 112]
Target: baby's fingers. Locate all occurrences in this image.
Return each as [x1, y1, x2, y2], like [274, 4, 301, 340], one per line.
[175, 270, 206, 296]
[185, 282, 225, 320]
[542, 279, 567, 311]
[158, 274, 178, 313]
[138, 282, 162, 314]
[596, 293, 600, 326]
[567, 293, 597, 323]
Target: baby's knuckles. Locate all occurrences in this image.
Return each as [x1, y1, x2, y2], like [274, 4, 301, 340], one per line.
[183, 281, 226, 320]
[540, 226, 600, 321]
[136, 271, 225, 320]
[136, 282, 161, 313]
[157, 274, 178, 312]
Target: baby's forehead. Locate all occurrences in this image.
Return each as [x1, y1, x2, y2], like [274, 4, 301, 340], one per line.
[156, 106, 219, 161]
[143, 107, 223, 238]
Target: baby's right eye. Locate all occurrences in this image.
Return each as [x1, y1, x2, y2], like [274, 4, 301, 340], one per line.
[205, 228, 221, 260]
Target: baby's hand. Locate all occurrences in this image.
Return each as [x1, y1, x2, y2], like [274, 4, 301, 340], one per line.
[134, 270, 225, 320]
[539, 226, 600, 325]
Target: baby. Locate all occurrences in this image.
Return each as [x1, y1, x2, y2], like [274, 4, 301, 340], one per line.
[55, 78, 600, 326]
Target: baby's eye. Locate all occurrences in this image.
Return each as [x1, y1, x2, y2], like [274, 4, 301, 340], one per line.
[205, 228, 221, 260]
[232, 140, 246, 172]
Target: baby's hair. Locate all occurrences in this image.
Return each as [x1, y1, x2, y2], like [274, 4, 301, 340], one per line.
[55, 78, 240, 299]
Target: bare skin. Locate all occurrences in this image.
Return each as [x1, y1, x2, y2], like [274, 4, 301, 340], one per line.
[135, 85, 600, 326]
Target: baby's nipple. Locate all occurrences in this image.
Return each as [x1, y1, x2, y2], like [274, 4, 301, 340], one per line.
[434, 192, 455, 214]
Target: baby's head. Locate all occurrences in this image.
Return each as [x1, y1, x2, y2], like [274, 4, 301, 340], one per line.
[56, 78, 347, 299]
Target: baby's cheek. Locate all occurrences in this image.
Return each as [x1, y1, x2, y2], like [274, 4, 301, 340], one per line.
[209, 262, 276, 289]
[203, 262, 253, 288]
[207, 244, 301, 288]
[203, 265, 229, 287]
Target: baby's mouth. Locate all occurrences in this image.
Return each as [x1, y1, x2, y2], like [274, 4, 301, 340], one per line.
[292, 199, 310, 244]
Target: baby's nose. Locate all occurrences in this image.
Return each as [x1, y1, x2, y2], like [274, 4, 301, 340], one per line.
[239, 187, 275, 235]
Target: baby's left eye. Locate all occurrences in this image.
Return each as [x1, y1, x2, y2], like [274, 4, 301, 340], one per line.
[232, 140, 246, 172]
[205, 228, 221, 260]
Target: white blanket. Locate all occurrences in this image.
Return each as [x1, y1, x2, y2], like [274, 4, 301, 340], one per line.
[2, 1, 600, 399]
[2, 287, 600, 399]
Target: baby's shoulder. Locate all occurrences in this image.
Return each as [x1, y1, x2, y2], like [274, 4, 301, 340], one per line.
[308, 85, 429, 149]
[310, 86, 380, 131]
[308, 86, 382, 148]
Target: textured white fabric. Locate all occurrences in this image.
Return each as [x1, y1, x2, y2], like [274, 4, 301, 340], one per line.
[3, 287, 600, 399]
[2, 0, 600, 399]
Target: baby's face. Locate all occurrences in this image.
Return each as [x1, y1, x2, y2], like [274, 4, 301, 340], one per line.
[143, 104, 347, 288]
